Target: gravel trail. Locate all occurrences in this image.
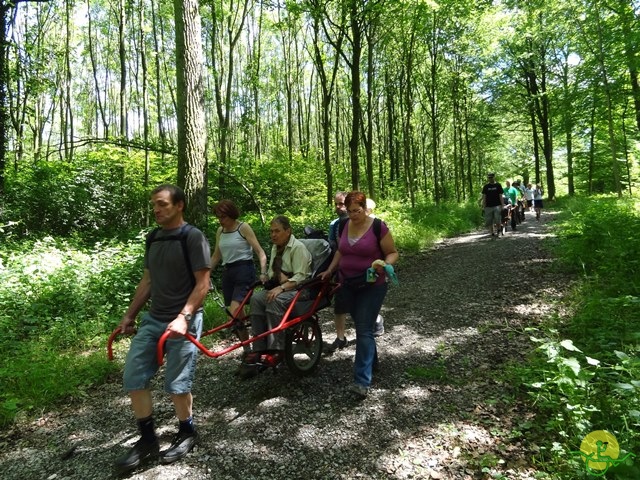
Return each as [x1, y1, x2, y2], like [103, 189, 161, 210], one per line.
[0, 212, 570, 479]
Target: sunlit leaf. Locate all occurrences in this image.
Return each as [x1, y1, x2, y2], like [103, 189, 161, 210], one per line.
[561, 357, 581, 376]
[614, 383, 635, 392]
[560, 339, 582, 352]
[585, 356, 600, 366]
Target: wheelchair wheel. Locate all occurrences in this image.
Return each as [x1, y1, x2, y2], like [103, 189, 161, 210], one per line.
[284, 318, 322, 376]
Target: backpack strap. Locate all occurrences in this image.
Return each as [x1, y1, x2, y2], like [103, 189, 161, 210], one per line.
[338, 217, 348, 239]
[338, 217, 383, 249]
[144, 223, 196, 289]
[372, 217, 382, 243]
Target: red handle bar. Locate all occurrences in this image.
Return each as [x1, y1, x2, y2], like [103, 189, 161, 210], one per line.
[107, 327, 136, 361]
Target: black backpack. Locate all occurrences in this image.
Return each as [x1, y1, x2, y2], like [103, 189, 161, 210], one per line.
[338, 217, 383, 248]
[145, 223, 196, 289]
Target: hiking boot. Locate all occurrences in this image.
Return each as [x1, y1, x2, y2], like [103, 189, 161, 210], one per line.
[373, 315, 384, 337]
[237, 352, 264, 379]
[261, 350, 284, 367]
[160, 430, 198, 464]
[349, 383, 369, 400]
[114, 438, 159, 474]
[243, 352, 262, 365]
[323, 337, 348, 353]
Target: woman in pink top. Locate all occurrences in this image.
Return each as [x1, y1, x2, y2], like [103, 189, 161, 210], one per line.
[320, 191, 398, 399]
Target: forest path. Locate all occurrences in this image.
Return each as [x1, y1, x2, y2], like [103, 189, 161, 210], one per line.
[0, 210, 571, 479]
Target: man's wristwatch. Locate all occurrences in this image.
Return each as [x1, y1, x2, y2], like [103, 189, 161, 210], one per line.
[180, 311, 192, 322]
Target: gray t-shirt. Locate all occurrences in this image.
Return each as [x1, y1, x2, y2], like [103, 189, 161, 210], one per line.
[144, 225, 211, 322]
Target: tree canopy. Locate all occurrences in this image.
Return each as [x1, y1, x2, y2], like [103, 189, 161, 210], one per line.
[0, 0, 638, 233]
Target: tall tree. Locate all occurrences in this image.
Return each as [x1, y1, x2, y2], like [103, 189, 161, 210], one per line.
[1, 0, 51, 184]
[0, 1, 8, 193]
[174, 0, 207, 225]
[306, 0, 344, 205]
[208, 0, 251, 195]
[610, 0, 640, 133]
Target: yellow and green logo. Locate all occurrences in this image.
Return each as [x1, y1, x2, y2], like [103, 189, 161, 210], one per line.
[573, 430, 635, 476]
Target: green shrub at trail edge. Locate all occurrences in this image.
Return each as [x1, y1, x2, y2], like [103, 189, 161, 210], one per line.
[0, 234, 145, 424]
[514, 195, 640, 479]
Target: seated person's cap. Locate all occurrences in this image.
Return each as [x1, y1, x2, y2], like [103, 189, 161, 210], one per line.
[487, 172, 495, 177]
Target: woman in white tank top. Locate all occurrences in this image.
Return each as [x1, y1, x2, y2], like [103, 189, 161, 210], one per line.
[211, 200, 267, 355]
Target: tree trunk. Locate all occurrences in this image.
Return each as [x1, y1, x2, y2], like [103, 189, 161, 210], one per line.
[427, 14, 440, 203]
[118, 0, 127, 140]
[588, 92, 597, 194]
[385, 70, 397, 185]
[617, 0, 640, 132]
[310, 12, 342, 206]
[138, 0, 151, 221]
[523, 35, 554, 200]
[348, 0, 362, 190]
[64, 0, 74, 161]
[594, 10, 622, 196]
[252, 2, 263, 160]
[362, 22, 376, 199]
[87, 0, 109, 138]
[562, 66, 575, 196]
[401, 33, 416, 207]
[175, 0, 208, 227]
[0, 2, 7, 194]
[210, 0, 250, 196]
[150, 0, 167, 154]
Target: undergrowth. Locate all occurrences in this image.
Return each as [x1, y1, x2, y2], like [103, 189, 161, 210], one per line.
[512, 195, 640, 479]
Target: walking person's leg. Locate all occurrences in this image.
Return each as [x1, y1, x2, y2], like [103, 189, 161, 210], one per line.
[350, 284, 387, 399]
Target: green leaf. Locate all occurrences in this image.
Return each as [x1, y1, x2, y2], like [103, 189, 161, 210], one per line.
[560, 339, 582, 352]
[614, 383, 635, 392]
[615, 350, 630, 361]
[585, 356, 600, 366]
[561, 357, 581, 376]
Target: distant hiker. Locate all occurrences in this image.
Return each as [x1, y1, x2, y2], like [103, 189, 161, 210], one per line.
[324, 191, 350, 353]
[481, 173, 505, 237]
[534, 184, 544, 221]
[523, 183, 535, 212]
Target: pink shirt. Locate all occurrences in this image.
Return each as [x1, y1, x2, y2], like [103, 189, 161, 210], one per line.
[338, 220, 389, 285]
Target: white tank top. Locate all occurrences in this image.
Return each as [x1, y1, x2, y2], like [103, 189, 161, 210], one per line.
[219, 223, 253, 264]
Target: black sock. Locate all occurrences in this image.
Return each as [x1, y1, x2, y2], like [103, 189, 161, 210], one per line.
[179, 416, 195, 434]
[137, 416, 157, 443]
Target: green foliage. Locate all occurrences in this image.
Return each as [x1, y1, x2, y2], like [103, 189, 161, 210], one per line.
[511, 194, 640, 478]
[383, 200, 483, 251]
[554, 196, 640, 286]
[2, 145, 175, 239]
[0, 233, 145, 424]
[209, 148, 332, 225]
[0, 344, 116, 426]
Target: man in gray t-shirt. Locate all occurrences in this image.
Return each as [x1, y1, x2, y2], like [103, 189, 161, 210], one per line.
[115, 184, 211, 474]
